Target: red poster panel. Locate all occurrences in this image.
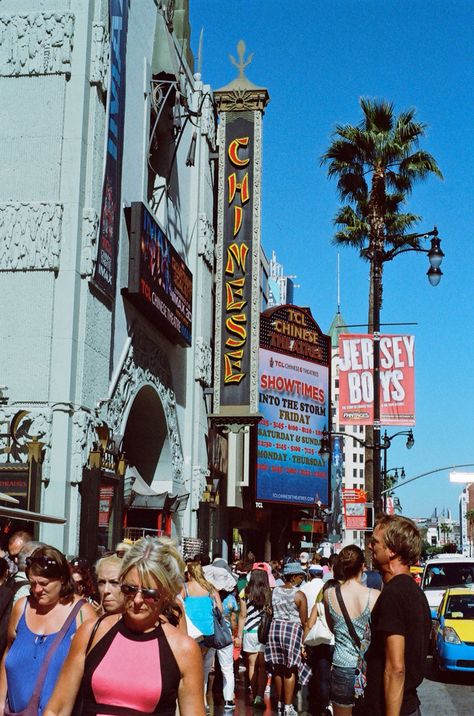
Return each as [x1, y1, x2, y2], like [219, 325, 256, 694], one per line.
[338, 334, 415, 426]
[343, 488, 367, 529]
[98, 486, 114, 528]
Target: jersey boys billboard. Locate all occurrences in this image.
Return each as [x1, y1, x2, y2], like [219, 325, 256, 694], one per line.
[257, 306, 331, 506]
[338, 334, 415, 426]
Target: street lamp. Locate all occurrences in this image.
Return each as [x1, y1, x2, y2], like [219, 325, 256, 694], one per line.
[383, 467, 405, 511]
[319, 427, 415, 515]
[367, 228, 444, 515]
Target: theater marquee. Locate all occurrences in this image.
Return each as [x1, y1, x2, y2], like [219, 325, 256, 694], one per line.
[257, 306, 331, 506]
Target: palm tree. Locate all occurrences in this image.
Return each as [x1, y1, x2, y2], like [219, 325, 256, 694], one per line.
[439, 522, 452, 545]
[321, 97, 443, 324]
[321, 98, 442, 510]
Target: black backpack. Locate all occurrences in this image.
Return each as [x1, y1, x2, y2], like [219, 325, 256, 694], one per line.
[0, 577, 29, 658]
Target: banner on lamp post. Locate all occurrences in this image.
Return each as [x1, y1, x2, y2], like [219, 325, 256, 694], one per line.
[343, 488, 368, 530]
[338, 334, 415, 426]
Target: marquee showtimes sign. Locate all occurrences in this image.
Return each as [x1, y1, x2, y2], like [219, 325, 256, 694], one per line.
[256, 306, 331, 506]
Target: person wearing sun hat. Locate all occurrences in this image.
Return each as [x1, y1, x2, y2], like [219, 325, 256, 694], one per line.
[299, 552, 310, 574]
[264, 561, 311, 716]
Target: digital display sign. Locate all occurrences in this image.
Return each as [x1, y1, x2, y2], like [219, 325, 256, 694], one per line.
[126, 202, 192, 347]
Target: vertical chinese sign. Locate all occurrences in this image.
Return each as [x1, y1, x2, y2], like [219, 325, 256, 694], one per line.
[219, 120, 254, 406]
[213, 95, 267, 417]
[93, 0, 129, 299]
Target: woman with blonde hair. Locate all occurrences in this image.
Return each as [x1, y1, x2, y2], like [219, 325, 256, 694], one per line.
[181, 561, 223, 710]
[44, 537, 205, 716]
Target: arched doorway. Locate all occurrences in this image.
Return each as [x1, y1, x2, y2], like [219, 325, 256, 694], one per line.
[122, 385, 170, 487]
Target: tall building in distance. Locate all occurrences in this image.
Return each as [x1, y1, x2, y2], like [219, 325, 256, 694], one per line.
[267, 250, 297, 307]
[327, 309, 367, 550]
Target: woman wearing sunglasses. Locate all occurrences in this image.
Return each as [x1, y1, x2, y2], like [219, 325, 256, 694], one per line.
[0, 545, 96, 715]
[44, 537, 205, 716]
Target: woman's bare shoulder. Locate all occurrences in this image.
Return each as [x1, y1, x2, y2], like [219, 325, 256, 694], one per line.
[162, 623, 201, 662]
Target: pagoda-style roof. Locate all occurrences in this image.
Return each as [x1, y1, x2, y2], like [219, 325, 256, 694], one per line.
[327, 311, 349, 349]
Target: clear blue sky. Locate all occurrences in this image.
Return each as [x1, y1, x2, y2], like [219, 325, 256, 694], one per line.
[189, 1, 474, 519]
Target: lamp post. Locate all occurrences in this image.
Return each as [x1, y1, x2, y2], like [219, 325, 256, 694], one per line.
[367, 228, 444, 515]
[319, 427, 415, 515]
[383, 467, 405, 512]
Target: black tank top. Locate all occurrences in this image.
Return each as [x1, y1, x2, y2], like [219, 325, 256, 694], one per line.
[80, 619, 181, 715]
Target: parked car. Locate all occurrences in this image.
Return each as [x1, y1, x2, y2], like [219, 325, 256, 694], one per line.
[432, 588, 474, 673]
[421, 555, 474, 618]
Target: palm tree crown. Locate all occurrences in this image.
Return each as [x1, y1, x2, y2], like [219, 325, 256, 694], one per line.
[321, 98, 443, 257]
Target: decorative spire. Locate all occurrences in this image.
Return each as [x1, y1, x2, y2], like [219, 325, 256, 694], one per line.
[229, 40, 254, 80]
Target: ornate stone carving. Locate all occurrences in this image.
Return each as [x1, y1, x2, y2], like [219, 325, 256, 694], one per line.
[194, 337, 212, 387]
[249, 111, 263, 414]
[0, 407, 52, 487]
[71, 410, 99, 485]
[106, 330, 183, 483]
[0, 12, 75, 77]
[200, 92, 216, 149]
[212, 120, 226, 412]
[0, 203, 63, 271]
[214, 88, 270, 114]
[190, 466, 209, 510]
[90, 21, 109, 92]
[198, 213, 214, 268]
[80, 208, 99, 277]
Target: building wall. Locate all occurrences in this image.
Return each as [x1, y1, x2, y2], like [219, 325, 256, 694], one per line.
[0, 0, 215, 552]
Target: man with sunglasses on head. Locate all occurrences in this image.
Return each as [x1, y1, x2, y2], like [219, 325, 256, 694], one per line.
[0, 530, 32, 577]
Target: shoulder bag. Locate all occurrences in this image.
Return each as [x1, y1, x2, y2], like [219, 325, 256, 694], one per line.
[304, 601, 333, 646]
[257, 601, 273, 644]
[335, 585, 369, 700]
[5, 598, 86, 716]
[210, 599, 233, 649]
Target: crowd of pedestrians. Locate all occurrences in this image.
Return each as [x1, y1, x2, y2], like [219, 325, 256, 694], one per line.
[0, 514, 430, 715]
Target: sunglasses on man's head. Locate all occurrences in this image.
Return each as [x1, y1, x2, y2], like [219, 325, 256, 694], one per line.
[120, 583, 161, 602]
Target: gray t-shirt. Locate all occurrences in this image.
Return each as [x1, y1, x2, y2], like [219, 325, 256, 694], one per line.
[272, 586, 301, 623]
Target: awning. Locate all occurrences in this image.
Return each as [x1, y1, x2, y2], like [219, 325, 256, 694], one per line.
[0, 493, 19, 505]
[125, 466, 189, 513]
[0, 506, 66, 524]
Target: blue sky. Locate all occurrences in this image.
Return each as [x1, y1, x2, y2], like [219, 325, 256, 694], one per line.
[189, 1, 474, 519]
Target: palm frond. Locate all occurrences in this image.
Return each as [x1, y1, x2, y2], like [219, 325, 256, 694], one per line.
[359, 97, 394, 133]
[399, 150, 443, 179]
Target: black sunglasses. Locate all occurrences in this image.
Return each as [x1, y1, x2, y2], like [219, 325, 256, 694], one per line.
[120, 583, 161, 602]
[26, 556, 63, 577]
[70, 557, 89, 568]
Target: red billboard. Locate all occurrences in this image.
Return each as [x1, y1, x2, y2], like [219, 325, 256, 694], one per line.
[338, 334, 415, 426]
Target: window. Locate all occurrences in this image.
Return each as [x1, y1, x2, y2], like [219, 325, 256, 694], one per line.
[359, 454, 364, 463]
[353, 531, 358, 539]
[359, 469, 364, 478]
[353, 469, 357, 478]
[353, 453, 357, 463]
